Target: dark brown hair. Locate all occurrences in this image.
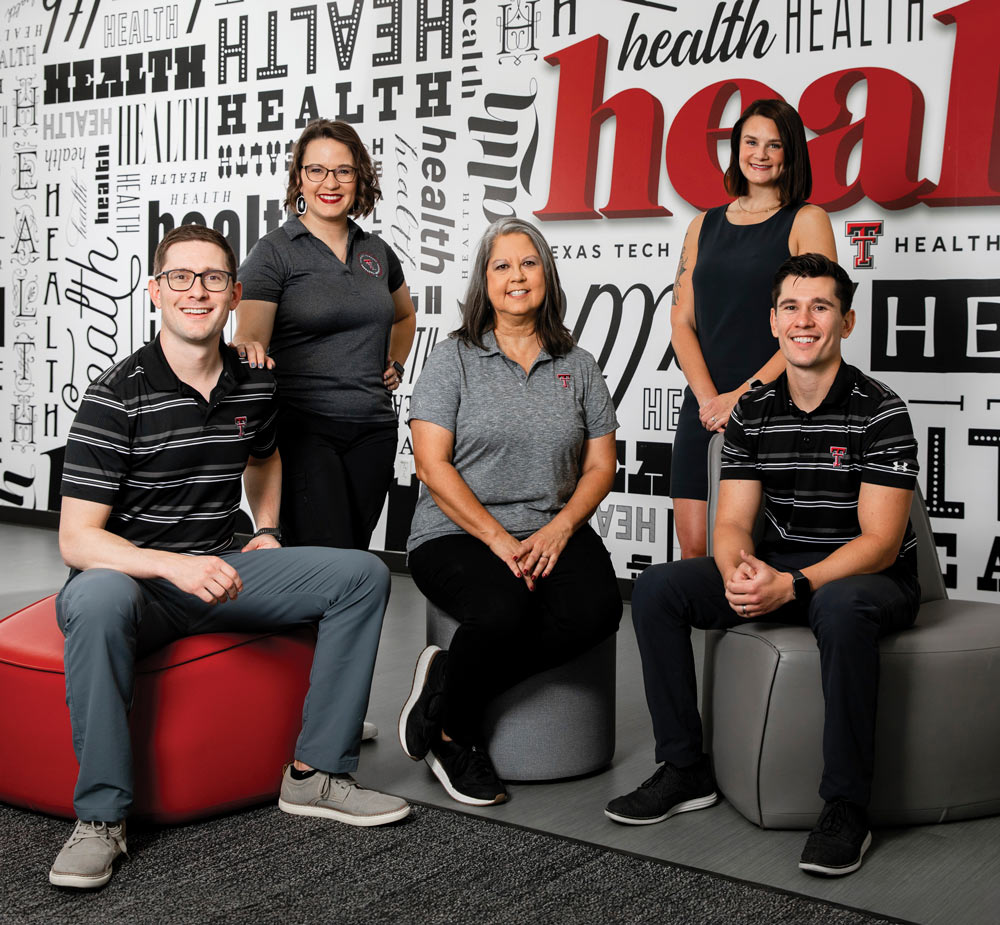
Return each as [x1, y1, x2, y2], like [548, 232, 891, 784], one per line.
[153, 225, 237, 278]
[452, 217, 575, 358]
[285, 119, 381, 217]
[724, 99, 812, 206]
[771, 253, 854, 315]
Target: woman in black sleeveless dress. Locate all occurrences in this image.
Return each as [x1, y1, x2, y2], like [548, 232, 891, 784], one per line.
[670, 99, 837, 558]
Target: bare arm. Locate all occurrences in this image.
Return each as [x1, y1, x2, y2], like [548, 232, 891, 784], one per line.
[727, 483, 913, 616]
[232, 299, 278, 369]
[241, 450, 282, 551]
[518, 431, 617, 579]
[59, 496, 243, 604]
[384, 284, 417, 390]
[789, 204, 838, 260]
[712, 478, 763, 583]
[411, 419, 525, 580]
[670, 212, 717, 406]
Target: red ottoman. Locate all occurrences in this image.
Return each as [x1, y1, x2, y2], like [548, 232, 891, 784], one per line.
[0, 595, 316, 823]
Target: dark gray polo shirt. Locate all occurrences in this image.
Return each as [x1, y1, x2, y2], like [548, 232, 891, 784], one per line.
[722, 361, 919, 572]
[406, 331, 618, 552]
[239, 216, 405, 423]
[61, 336, 278, 555]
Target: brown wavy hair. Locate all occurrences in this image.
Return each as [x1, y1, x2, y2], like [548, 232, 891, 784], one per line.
[285, 119, 381, 218]
[723, 99, 812, 206]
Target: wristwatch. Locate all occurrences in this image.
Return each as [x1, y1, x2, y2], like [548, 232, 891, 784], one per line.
[252, 526, 282, 544]
[790, 569, 811, 605]
[392, 360, 405, 377]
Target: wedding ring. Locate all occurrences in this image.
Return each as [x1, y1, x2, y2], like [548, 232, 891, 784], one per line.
[742, 604, 747, 615]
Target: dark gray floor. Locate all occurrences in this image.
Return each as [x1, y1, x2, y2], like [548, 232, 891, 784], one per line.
[3, 523, 998, 924]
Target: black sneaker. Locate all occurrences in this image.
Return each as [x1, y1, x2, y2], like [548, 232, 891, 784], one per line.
[799, 799, 872, 876]
[398, 646, 448, 760]
[427, 738, 508, 806]
[604, 758, 718, 825]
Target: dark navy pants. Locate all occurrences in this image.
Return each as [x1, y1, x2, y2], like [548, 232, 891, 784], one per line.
[631, 555, 919, 807]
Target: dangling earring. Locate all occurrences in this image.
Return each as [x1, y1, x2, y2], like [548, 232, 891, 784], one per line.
[295, 194, 307, 215]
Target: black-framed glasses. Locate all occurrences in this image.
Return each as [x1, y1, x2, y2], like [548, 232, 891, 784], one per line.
[302, 164, 357, 183]
[155, 269, 234, 292]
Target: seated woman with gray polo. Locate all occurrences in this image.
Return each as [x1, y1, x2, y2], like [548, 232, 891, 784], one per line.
[398, 217, 622, 806]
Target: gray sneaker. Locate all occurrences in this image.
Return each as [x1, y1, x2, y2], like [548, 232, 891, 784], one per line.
[278, 766, 410, 826]
[362, 721, 378, 741]
[49, 820, 127, 889]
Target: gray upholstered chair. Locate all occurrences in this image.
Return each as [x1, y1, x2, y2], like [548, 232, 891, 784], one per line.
[425, 602, 616, 781]
[702, 433, 1000, 828]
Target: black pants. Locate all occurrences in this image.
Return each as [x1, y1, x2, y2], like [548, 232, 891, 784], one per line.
[278, 407, 397, 551]
[408, 525, 622, 745]
[631, 555, 920, 806]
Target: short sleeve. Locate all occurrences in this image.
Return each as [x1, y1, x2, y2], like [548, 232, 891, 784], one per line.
[384, 242, 405, 292]
[250, 394, 279, 459]
[60, 381, 131, 505]
[238, 237, 287, 303]
[578, 350, 618, 439]
[409, 339, 463, 433]
[720, 396, 759, 481]
[861, 395, 919, 489]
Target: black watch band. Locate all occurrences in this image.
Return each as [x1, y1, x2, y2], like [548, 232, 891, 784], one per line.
[252, 526, 282, 543]
[790, 569, 811, 604]
[392, 360, 405, 377]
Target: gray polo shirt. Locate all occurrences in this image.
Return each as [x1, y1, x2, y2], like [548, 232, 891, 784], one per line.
[238, 216, 405, 423]
[406, 331, 618, 552]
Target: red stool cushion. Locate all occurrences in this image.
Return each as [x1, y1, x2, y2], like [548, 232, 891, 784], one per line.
[0, 595, 316, 823]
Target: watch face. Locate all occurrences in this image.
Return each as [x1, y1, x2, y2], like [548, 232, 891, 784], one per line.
[392, 361, 404, 376]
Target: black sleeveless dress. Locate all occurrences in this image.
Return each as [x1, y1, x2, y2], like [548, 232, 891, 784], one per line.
[670, 202, 803, 501]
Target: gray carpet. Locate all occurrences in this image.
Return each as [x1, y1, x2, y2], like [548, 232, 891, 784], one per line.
[1, 802, 912, 924]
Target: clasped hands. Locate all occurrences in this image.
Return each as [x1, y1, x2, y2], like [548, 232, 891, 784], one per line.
[490, 523, 571, 591]
[724, 550, 795, 619]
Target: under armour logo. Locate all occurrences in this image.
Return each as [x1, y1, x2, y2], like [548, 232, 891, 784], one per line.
[892, 460, 909, 471]
[235, 416, 247, 437]
[830, 446, 847, 467]
[557, 374, 571, 388]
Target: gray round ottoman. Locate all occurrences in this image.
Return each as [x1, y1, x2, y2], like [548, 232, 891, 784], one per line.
[425, 601, 616, 781]
[705, 599, 1000, 829]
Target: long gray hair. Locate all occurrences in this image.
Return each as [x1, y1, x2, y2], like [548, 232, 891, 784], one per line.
[451, 217, 575, 357]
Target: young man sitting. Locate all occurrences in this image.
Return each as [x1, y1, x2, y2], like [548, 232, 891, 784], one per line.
[50, 225, 409, 890]
[606, 253, 920, 876]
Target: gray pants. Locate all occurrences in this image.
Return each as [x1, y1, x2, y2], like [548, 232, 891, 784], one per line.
[55, 546, 390, 822]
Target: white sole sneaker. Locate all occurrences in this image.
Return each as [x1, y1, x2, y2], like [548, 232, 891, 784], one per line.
[398, 645, 442, 760]
[799, 831, 872, 876]
[604, 792, 718, 825]
[278, 797, 411, 827]
[426, 753, 506, 806]
[362, 721, 378, 741]
[49, 868, 114, 889]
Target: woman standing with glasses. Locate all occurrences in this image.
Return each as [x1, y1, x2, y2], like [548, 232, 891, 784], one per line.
[234, 119, 416, 550]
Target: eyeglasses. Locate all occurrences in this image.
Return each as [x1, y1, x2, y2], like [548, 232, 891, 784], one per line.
[155, 269, 234, 292]
[302, 164, 357, 183]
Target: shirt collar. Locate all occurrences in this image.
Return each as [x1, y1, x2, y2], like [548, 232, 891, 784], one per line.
[282, 214, 361, 247]
[777, 360, 855, 415]
[474, 328, 553, 363]
[138, 334, 246, 393]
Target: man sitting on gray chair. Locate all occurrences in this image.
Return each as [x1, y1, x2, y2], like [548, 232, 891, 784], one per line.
[606, 253, 920, 876]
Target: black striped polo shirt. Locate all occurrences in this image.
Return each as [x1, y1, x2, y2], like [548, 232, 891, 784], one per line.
[61, 335, 278, 555]
[721, 361, 918, 571]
